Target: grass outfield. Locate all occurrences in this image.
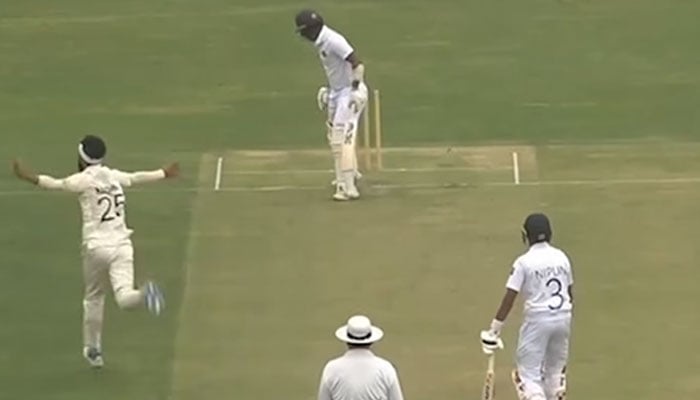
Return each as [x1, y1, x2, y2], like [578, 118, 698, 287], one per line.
[4, 142, 700, 400]
[2, 0, 700, 399]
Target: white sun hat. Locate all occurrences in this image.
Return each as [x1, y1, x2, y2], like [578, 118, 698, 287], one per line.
[335, 315, 384, 345]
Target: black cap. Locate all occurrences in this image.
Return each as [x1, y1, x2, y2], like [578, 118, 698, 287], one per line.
[79, 134, 107, 163]
[523, 213, 552, 244]
[295, 9, 324, 32]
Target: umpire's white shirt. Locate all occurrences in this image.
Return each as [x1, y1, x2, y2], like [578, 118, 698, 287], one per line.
[315, 25, 354, 92]
[318, 348, 405, 400]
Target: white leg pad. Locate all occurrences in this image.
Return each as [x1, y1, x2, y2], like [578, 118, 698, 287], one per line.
[512, 369, 528, 400]
[339, 121, 357, 170]
[340, 142, 355, 172]
[339, 124, 358, 194]
[512, 368, 547, 400]
[325, 120, 333, 145]
[330, 124, 345, 183]
[341, 142, 358, 194]
[544, 369, 567, 400]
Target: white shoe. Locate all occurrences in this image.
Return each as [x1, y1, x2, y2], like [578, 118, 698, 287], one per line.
[332, 185, 360, 201]
[83, 347, 104, 369]
[145, 281, 165, 316]
[333, 191, 350, 201]
[332, 184, 350, 201]
[346, 187, 360, 199]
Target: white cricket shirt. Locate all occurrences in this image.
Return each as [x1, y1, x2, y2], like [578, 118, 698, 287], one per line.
[37, 165, 165, 248]
[318, 348, 405, 400]
[506, 242, 574, 318]
[315, 25, 355, 91]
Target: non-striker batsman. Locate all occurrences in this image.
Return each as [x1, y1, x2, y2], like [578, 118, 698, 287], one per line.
[295, 9, 368, 201]
[480, 213, 574, 400]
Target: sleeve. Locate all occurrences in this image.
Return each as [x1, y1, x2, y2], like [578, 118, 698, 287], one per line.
[329, 35, 354, 60]
[112, 169, 166, 187]
[505, 259, 526, 292]
[317, 366, 332, 400]
[568, 260, 574, 285]
[37, 173, 89, 193]
[387, 366, 405, 400]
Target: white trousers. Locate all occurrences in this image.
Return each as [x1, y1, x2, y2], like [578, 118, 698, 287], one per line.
[516, 314, 571, 399]
[82, 242, 143, 349]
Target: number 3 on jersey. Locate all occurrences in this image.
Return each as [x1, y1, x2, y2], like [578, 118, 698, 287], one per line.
[546, 278, 565, 310]
[98, 193, 124, 222]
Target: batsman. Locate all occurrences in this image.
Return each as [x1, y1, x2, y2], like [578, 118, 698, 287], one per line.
[295, 9, 368, 201]
[480, 213, 574, 400]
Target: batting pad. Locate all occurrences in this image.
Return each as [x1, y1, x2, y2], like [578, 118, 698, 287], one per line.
[544, 373, 566, 400]
[340, 142, 356, 172]
[325, 120, 333, 145]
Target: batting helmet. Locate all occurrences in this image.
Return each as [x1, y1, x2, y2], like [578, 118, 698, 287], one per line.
[295, 9, 324, 33]
[522, 213, 552, 245]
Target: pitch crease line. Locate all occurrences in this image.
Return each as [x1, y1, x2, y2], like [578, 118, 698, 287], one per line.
[224, 166, 512, 175]
[214, 157, 223, 191]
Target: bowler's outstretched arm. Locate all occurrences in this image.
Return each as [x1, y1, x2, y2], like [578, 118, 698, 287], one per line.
[12, 159, 87, 192]
[113, 162, 179, 187]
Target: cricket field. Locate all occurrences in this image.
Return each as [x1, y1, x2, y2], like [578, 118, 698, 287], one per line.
[1, 0, 699, 399]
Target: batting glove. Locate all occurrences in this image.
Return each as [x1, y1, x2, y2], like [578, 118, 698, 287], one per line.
[480, 330, 505, 355]
[317, 86, 329, 111]
[350, 83, 368, 114]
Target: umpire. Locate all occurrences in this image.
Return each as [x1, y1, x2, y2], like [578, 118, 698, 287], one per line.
[317, 315, 405, 400]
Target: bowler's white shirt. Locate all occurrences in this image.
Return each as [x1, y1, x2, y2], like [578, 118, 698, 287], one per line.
[506, 242, 574, 318]
[315, 26, 354, 92]
[37, 165, 165, 248]
[318, 348, 404, 400]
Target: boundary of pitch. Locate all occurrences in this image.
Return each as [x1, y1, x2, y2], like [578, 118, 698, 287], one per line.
[169, 154, 218, 400]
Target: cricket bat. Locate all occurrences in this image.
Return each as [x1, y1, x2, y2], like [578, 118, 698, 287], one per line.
[481, 353, 496, 400]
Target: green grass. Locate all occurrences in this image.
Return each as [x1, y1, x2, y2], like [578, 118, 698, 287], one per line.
[173, 143, 700, 400]
[1, 0, 700, 399]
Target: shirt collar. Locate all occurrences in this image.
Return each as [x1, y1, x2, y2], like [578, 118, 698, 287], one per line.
[314, 25, 329, 47]
[344, 348, 375, 357]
